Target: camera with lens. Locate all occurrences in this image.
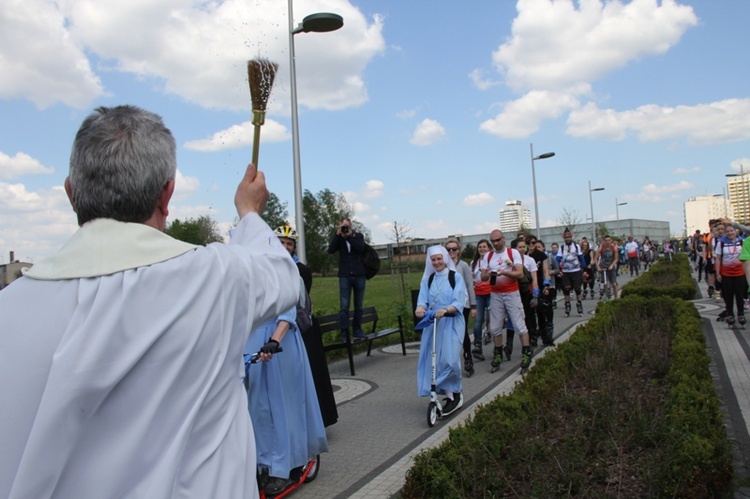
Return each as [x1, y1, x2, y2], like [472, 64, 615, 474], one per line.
[341, 225, 350, 234]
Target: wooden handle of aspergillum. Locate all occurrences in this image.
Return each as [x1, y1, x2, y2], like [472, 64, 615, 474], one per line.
[251, 110, 265, 169]
[252, 124, 261, 169]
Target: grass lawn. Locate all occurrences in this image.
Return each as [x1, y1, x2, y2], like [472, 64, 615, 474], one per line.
[310, 270, 424, 325]
[309, 269, 430, 354]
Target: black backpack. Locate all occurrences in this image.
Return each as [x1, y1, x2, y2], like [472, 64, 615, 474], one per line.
[360, 243, 381, 280]
[427, 270, 456, 290]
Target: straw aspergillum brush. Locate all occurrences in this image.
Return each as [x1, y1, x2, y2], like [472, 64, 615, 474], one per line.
[247, 58, 279, 169]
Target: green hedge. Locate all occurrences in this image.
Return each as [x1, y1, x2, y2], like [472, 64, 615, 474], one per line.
[402, 295, 732, 497]
[620, 253, 697, 300]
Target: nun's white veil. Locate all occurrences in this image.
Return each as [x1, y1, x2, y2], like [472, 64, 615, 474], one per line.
[423, 245, 456, 279]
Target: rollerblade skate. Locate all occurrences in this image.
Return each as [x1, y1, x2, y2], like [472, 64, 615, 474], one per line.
[542, 324, 555, 346]
[739, 315, 747, 328]
[716, 310, 728, 322]
[463, 351, 475, 377]
[576, 301, 583, 317]
[564, 301, 571, 318]
[491, 347, 503, 373]
[529, 329, 539, 348]
[520, 346, 533, 375]
[726, 315, 736, 329]
[471, 340, 485, 361]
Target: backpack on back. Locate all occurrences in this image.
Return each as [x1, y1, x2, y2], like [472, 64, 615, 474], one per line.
[427, 270, 456, 290]
[360, 243, 381, 280]
[511, 248, 533, 297]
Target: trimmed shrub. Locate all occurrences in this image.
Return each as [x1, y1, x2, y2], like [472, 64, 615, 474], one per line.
[621, 253, 697, 300]
[402, 296, 732, 498]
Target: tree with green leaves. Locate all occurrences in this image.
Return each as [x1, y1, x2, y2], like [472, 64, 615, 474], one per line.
[596, 222, 611, 240]
[165, 215, 224, 246]
[261, 192, 289, 230]
[302, 188, 370, 275]
[461, 243, 475, 261]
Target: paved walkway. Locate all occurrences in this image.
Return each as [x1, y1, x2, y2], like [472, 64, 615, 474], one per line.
[298, 270, 750, 498]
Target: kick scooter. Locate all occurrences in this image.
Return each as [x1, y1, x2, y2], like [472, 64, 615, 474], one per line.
[426, 317, 443, 427]
[244, 349, 322, 498]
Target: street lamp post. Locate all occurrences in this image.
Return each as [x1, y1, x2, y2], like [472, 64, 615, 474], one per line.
[288, 2, 343, 263]
[615, 198, 627, 237]
[529, 143, 555, 240]
[588, 180, 605, 243]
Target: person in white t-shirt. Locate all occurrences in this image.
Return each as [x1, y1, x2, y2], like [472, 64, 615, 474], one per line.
[624, 236, 640, 276]
[479, 230, 534, 372]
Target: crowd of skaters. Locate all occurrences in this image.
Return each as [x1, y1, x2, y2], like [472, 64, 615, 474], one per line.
[689, 217, 750, 327]
[6, 103, 742, 497]
[412, 225, 672, 419]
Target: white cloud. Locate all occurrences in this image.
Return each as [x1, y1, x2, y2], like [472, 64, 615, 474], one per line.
[492, 0, 698, 92]
[642, 181, 694, 194]
[464, 193, 495, 207]
[396, 108, 418, 120]
[343, 180, 385, 212]
[184, 119, 289, 152]
[480, 87, 584, 138]
[172, 170, 201, 201]
[361, 180, 385, 199]
[567, 99, 750, 144]
[469, 68, 499, 90]
[1, 0, 386, 113]
[0, 182, 76, 261]
[623, 180, 694, 203]
[0, 0, 105, 108]
[0, 151, 54, 179]
[410, 118, 446, 146]
[482, 0, 699, 140]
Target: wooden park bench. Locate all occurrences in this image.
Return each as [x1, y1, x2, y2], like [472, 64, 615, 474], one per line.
[316, 306, 405, 376]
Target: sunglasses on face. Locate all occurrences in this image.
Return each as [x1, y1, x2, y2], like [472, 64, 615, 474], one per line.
[490, 237, 504, 243]
[446, 247, 460, 252]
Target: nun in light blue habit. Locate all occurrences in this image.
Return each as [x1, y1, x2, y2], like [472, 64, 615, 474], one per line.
[414, 245, 466, 404]
[244, 302, 327, 494]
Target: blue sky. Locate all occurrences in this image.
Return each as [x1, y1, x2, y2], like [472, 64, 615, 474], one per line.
[1, 0, 749, 263]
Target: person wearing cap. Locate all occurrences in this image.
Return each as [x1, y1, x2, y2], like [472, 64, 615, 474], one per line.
[275, 225, 338, 428]
[245, 228, 329, 495]
[415, 245, 467, 416]
[555, 228, 588, 317]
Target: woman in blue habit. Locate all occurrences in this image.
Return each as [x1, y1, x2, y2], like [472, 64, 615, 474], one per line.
[245, 302, 327, 496]
[414, 245, 467, 416]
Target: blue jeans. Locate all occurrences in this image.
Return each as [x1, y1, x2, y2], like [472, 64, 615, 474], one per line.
[473, 294, 491, 343]
[339, 276, 366, 332]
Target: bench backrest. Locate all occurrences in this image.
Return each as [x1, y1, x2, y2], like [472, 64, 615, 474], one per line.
[316, 306, 379, 334]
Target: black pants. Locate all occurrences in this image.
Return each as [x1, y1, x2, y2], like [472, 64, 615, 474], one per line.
[463, 307, 472, 356]
[722, 274, 746, 317]
[537, 288, 555, 342]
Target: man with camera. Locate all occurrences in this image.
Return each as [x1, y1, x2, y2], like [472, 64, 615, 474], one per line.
[328, 217, 367, 341]
[480, 229, 533, 373]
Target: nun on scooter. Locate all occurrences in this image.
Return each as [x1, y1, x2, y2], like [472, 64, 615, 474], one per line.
[414, 245, 467, 417]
